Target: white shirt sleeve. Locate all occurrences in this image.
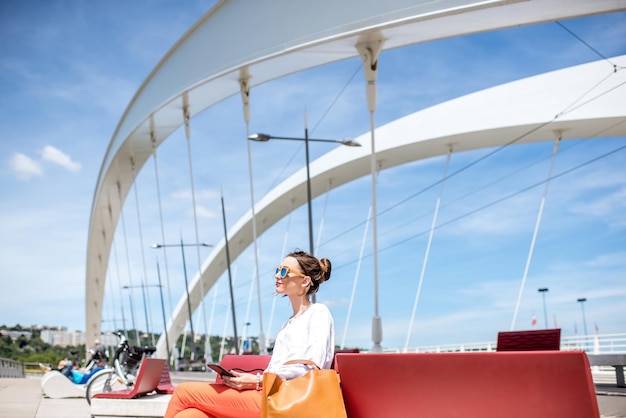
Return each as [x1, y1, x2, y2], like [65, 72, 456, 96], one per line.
[266, 303, 335, 380]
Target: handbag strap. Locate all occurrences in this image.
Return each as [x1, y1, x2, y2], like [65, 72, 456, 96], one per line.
[283, 359, 321, 369]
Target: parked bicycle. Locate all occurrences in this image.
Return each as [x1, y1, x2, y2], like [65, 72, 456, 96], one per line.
[83, 345, 109, 373]
[85, 332, 156, 404]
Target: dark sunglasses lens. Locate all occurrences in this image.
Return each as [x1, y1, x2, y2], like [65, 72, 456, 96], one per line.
[280, 267, 288, 278]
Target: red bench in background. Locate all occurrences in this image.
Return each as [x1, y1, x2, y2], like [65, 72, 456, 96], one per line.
[214, 354, 272, 384]
[497, 328, 561, 351]
[90, 358, 170, 418]
[156, 362, 176, 394]
[216, 350, 357, 379]
[93, 358, 166, 400]
[335, 351, 599, 418]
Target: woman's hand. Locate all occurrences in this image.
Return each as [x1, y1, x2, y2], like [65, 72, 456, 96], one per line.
[221, 371, 259, 391]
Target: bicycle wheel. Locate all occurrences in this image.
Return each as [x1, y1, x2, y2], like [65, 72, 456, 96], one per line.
[85, 369, 127, 404]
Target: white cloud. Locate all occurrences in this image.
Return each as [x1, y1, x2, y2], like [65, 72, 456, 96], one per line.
[194, 205, 217, 219]
[583, 251, 626, 269]
[39, 145, 81, 172]
[572, 186, 626, 228]
[8, 153, 43, 180]
[171, 188, 220, 200]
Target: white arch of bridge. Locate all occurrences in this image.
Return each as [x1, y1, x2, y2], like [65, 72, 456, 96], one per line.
[85, 0, 626, 351]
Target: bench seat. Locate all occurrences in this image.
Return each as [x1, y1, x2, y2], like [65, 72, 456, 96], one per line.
[91, 393, 172, 418]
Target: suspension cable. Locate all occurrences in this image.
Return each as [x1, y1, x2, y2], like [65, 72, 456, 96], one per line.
[404, 147, 452, 352]
[130, 159, 155, 346]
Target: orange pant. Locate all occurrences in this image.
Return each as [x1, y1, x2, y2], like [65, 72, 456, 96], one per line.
[164, 382, 261, 418]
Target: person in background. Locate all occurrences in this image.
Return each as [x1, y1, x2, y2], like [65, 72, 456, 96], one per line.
[85, 338, 108, 370]
[68, 358, 105, 384]
[40, 355, 106, 385]
[39, 357, 72, 377]
[164, 249, 336, 418]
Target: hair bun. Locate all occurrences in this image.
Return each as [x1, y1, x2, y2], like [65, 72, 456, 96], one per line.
[319, 258, 332, 282]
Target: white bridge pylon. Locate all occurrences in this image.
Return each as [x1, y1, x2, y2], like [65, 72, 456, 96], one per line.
[84, 0, 626, 351]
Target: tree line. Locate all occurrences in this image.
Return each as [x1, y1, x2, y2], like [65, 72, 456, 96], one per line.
[0, 324, 258, 365]
[0, 325, 84, 365]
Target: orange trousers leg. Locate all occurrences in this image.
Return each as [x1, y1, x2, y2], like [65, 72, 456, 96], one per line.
[164, 382, 261, 418]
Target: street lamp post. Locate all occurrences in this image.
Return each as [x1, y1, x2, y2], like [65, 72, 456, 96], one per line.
[122, 283, 164, 350]
[577, 297, 589, 352]
[244, 322, 251, 353]
[122, 288, 140, 345]
[155, 261, 170, 365]
[538, 288, 549, 329]
[577, 298, 588, 337]
[248, 132, 360, 301]
[151, 241, 213, 361]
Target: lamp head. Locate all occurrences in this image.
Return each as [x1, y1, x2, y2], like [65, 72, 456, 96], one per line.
[151, 244, 162, 248]
[340, 139, 361, 147]
[248, 133, 271, 142]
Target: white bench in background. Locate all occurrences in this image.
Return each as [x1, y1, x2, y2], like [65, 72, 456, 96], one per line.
[40, 371, 86, 398]
[587, 354, 626, 388]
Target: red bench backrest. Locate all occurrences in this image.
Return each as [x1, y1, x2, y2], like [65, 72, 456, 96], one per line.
[497, 328, 561, 351]
[156, 361, 175, 394]
[335, 351, 599, 418]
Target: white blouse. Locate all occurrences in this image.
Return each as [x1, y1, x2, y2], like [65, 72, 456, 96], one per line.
[266, 303, 335, 380]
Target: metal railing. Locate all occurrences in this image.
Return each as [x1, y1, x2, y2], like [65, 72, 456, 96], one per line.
[0, 357, 24, 378]
[395, 333, 626, 354]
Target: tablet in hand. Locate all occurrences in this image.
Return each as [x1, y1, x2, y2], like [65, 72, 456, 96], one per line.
[207, 364, 236, 377]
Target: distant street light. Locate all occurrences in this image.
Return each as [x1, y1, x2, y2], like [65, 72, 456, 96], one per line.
[122, 283, 163, 348]
[248, 132, 360, 302]
[538, 288, 549, 329]
[151, 240, 213, 360]
[120, 287, 140, 345]
[577, 298, 588, 337]
[244, 322, 251, 353]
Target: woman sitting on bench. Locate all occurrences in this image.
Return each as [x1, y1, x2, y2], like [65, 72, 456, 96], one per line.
[164, 249, 336, 418]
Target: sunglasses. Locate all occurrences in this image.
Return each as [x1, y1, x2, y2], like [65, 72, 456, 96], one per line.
[276, 266, 307, 279]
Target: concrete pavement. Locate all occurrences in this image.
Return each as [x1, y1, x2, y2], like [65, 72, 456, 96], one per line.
[0, 378, 87, 418]
[0, 371, 215, 418]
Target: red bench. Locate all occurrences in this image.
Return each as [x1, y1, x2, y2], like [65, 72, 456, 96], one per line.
[156, 362, 176, 394]
[497, 328, 561, 351]
[93, 358, 166, 400]
[214, 354, 272, 384]
[93, 350, 600, 417]
[334, 351, 599, 418]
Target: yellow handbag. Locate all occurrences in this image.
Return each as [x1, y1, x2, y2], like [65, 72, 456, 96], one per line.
[261, 359, 347, 418]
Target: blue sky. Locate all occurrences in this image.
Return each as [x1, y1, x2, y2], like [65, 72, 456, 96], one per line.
[1, 2, 625, 352]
